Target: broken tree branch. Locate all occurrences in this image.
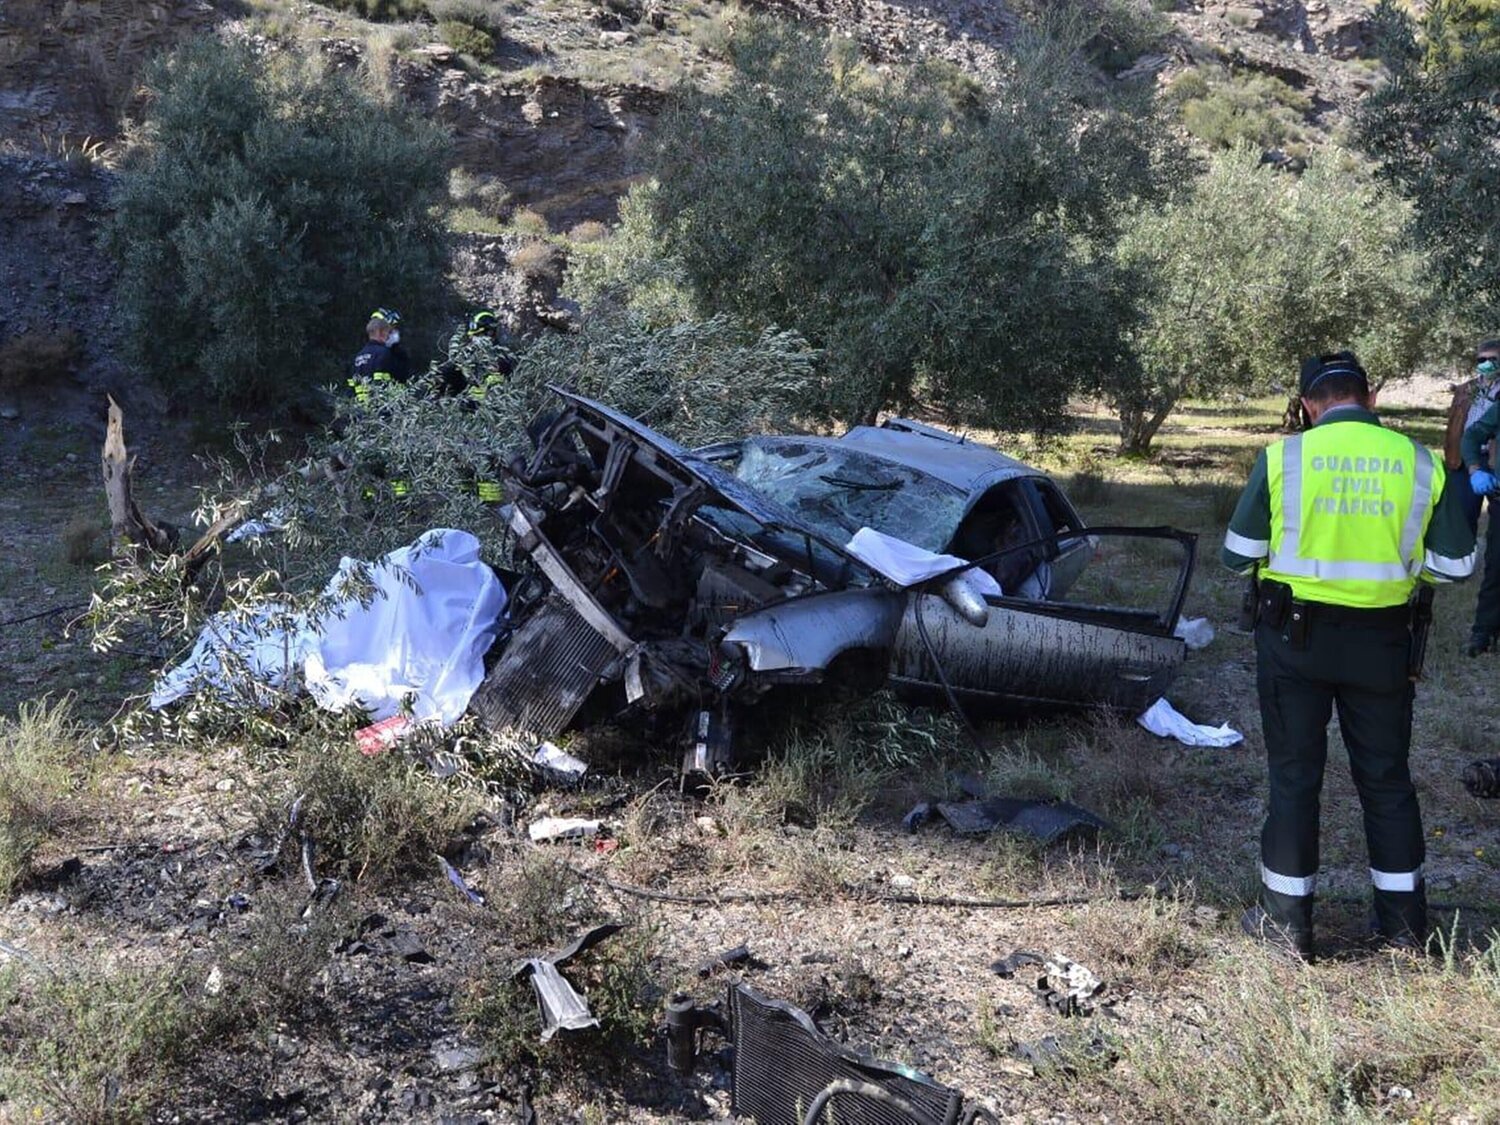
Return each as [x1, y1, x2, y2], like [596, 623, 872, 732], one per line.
[102, 395, 174, 561]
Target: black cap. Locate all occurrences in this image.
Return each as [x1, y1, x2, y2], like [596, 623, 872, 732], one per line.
[1299, 351, 1368, 396]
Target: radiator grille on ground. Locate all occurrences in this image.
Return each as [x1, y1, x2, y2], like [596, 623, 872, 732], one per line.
[729, 983, 963, 1125]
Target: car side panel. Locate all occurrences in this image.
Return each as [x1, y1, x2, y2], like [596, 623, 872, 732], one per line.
[890, 594, 1184, 714]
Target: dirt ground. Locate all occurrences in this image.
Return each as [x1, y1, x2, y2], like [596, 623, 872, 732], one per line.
[2, 396, 1499, 1123]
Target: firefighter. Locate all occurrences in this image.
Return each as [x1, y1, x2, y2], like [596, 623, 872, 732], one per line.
[1223, 352, 1476, 959]
[444, 308, 516, 401]
[349, 307, 411, 404]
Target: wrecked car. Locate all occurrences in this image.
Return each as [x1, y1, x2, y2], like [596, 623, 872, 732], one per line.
[470, 390, 1196, 771]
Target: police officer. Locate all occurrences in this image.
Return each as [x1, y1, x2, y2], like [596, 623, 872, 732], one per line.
[349, 308, 411, 403]
[1223, 352, 1476, 958]
[1450, 339, 1500, 654]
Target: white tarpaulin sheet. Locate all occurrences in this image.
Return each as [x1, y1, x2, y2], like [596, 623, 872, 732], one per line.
[845, 526, 1003, 598]
[150, 529, 506, 726]
[1137, 697, 1243, 748]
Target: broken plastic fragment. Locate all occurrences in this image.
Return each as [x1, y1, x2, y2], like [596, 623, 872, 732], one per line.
[532, 741, 587, 781]
[437, 855, 485, 905]
[356, 714, 414, 756]
[527, 816, 601, 843]
[513, 923, 624, 1041]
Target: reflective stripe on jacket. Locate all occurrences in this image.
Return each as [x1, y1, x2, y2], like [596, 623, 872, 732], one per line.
[1262, 420, 1444, 608]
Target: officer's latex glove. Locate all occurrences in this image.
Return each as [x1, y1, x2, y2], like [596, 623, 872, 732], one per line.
[1471, 469, 1498, 496]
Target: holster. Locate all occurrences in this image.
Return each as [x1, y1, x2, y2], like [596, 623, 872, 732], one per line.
[1409, 584, 1435, 680]
[1258, 579, 1291, 631]
[1258, 579, 1308, 650]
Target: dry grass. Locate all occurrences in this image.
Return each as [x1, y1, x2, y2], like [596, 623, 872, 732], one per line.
[0, 698, 93, 899]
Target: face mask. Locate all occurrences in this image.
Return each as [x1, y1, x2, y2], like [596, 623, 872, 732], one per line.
[387, 330, 401, 345]
[1479, 358, 1498, 379]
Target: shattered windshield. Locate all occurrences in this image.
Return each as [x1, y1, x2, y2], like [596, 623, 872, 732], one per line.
[731, 439, 966, 553]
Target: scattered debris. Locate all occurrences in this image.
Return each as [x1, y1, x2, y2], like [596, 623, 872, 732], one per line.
[1136, 697, 1243, 748]
[204, 964, 224, 996]
[1463, 758, 1500, 798]
[531, 740, 587, 782]
[992, 950, 1106, 1017]
[724, 983, 968, 1125]
[388, 929, 435, 965]
[527, 816, 601, 843]
[436, 855, 485, 906]
[932, 798, 1110, 845]
[431, 1041, 486, 1073]
[356, 714, 414, 756]
[1010, 1031, 1117, 1075]
[901, 801, 933, 832]
[907, 775, 1110, 845]
[697, 943, 757, 978]
[513, 923, 624, 1041]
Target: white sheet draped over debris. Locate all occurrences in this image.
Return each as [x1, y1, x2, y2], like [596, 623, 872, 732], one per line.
[150, 529, 506, 726]
[1137, 697, 1243, 748]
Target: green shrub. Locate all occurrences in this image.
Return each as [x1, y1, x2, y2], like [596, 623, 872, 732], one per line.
[320, 0, 426, 19]
[437, 19, 495, 57]
[1171, 68, 1313, 151]
[449, 166, 510, 218]
[251, 734, 485, 883]
[426, 0, 507, 34]
[105, 37, 451, 418]
[0, 699, 88, 900]
[0, 963, 200, 1121]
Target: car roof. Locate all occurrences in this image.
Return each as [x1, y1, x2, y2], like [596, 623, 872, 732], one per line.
[829, 420, 1044, 496]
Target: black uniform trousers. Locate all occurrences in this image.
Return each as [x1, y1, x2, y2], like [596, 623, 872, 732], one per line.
[1254, 611, 1427, 940]
[1469, 505, 1500, 643]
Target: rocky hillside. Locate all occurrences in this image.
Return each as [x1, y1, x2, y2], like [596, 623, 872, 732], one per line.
[0, 0, 1389, 446]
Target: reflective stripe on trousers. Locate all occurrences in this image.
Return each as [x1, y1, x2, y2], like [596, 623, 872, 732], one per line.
[1262, 864, 1316, 897]
[1371, 866, 1422, 892]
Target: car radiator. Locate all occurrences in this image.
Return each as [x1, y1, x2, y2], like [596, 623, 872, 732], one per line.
[468, 592, 618, 737]
[729, 984, 964, 1125]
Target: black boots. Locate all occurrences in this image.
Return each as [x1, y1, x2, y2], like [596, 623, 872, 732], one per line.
[1240, 904, 1316, 961]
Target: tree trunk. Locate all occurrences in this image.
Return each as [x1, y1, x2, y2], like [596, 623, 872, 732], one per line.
[1117, 397, 1176, 456]
[1280, 393, 1305, 433]
[101, 396, 174, 561]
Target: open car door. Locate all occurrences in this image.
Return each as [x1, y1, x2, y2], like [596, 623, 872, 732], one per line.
[888, 527, 1197, 715]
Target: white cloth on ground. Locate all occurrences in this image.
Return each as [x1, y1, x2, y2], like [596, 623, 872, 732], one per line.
[844, 526, 1002, 598]
[1136, 697, 1242, 748]
[150, 529, 506, 726]
[1173, 616, 1215, 650]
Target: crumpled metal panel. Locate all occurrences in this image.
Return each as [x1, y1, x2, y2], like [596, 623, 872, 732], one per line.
[723, 589, 906, 673]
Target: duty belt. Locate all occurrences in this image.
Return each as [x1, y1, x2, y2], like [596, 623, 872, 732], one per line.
[1296, 601, 1411, 627]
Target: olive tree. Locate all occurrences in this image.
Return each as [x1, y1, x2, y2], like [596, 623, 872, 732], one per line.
[105, 37, 451, 418]
[1112, 147, 1435, 453]
[1357, 0, 1500, 327]
[646, 16, 1175, 434]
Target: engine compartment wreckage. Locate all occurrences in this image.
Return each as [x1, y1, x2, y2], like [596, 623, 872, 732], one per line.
[470, 390, 1198, 771]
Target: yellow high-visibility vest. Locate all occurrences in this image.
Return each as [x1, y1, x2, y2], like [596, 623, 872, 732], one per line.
[1263, 420, 1444, 608]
